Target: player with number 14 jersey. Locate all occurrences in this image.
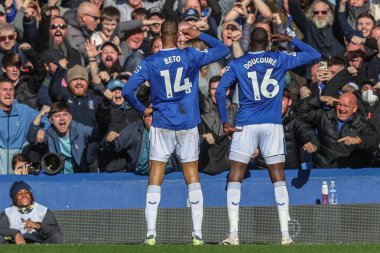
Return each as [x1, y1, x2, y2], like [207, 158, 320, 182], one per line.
[123, 30, 229, 130]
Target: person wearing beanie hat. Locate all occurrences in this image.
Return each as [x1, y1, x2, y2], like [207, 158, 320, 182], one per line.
[47, 56, 103, 173]
[67, 65, 89, 84]
[9, 181, 33, 200]
[0, 181, 63, 244]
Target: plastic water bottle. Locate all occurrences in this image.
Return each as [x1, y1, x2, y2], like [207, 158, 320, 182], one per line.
[321, 181, 329, 206]
[329, 181, 338, 205]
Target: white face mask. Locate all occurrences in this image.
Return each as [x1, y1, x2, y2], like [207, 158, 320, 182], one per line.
[362, 90, 379, 106]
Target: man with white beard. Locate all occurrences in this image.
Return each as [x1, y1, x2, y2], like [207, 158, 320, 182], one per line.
[289, 0, 345, 59]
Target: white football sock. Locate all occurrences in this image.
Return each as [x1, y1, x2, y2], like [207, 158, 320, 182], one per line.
[188, 182, 203, 238]
[145, 185, 161, 237]
[274, 181, 290, 238]
[227, 182, 241, 239]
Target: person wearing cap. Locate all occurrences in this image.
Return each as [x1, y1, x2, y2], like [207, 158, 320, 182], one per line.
[0, 181, 63, 244]
[0, 77, 49, 174]
[27, 102, 99, 173]
[162, 0, 220, 35]
[147, 7, 165, 37]
[49, 64, 103, 172]
[181, 8, 210, 33]
[97, 78, 145, 172]
[96, 77, 140, 137]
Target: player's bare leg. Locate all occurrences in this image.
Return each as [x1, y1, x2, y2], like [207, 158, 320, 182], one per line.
[267, 162, 294, 245]
[183, 161, 204, 245]
[221, 160, 248, 245]
[144, 160, 166, 245]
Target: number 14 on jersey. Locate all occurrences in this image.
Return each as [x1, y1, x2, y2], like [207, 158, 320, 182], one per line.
[160, 67, 192, 98]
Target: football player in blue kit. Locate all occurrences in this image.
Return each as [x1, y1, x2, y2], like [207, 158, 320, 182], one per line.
[216, 27, 320, 245]
[122, 20, 229, 245]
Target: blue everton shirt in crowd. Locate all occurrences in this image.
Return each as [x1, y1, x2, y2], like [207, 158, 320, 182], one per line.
[122, 32, 229, 130]
[216, 38, 320, 126]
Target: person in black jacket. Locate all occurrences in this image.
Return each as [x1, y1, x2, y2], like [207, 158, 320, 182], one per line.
[198, 75, 237, 174]
[35, 14, 82, 68]
[2, 48, 46, 110]
[96, 78, 141, 172]
[0, 181, 63, 244]
[296, 92, 379, 168]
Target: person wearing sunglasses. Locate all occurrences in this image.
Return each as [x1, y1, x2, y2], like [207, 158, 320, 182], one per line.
[0, 23, 28, 75]
[288, 0, 345, 60]
[64, 2, 100, 63]
[35, 15, 82, 69]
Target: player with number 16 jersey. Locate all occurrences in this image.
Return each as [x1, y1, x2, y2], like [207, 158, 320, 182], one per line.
[217, 35, 320, 127]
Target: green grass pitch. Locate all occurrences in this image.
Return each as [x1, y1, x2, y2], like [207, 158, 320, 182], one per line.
[2, 244, 380, 253]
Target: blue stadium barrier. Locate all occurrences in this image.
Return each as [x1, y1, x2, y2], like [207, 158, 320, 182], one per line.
[0, 168, 379, 210]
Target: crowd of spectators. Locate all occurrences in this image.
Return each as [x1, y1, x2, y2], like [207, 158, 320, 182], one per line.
[0, 0, 379, 175]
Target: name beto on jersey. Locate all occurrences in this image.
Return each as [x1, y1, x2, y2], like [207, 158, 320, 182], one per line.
[164, 56, 181, 64]
[244, 57, 277, 69]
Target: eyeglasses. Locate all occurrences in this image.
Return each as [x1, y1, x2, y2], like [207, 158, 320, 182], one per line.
[86, 13, 100, 21]
[50, 24, 67, 30]
[313, 10, 328, 15]
[0, 35, 15, 42]
[225, 25, 238, 31]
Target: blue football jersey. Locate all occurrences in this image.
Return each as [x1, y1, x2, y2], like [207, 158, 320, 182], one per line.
[216, 38, 320, 126]
[123, 33, 229, 130]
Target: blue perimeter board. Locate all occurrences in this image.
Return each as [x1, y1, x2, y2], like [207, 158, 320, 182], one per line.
[0, 168, 379, 210]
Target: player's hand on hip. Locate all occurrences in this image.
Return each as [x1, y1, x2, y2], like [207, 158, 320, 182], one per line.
[143, 107, 154, 117]
[223, 122, 242, 136]
[180, 28, 201, 40]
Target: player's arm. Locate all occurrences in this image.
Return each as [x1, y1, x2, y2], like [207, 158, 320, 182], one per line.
[215, 66, 236, 124]
[122, 61, 149, 115]
[180, 28, 229, 66]
[273, 33, 321, 69]
[288, 37, 321, 68]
